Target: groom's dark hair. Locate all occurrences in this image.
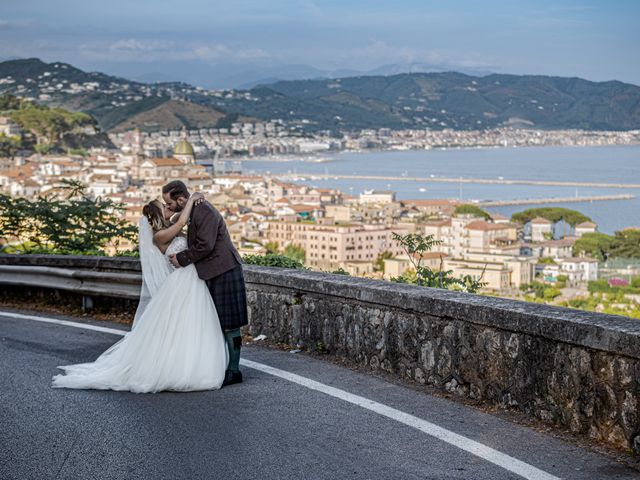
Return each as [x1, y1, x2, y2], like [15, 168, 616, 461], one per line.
[162, 180, 190, 200]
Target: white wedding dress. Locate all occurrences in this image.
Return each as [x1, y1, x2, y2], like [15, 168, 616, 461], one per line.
[52, 234, 227, 393]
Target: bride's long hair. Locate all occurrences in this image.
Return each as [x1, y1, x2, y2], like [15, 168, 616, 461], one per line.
[142, 200, 170, 232]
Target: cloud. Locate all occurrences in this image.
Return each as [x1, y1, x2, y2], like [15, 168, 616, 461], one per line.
[108, 39, 176, 53]
[192, 45, 233, 60]
[69, 38, 277, 64]
[331, 40, 493, 71]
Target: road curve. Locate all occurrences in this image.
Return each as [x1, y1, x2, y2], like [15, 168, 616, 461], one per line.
[1, 310, 638, 480]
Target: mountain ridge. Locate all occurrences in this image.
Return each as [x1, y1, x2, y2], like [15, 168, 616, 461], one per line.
[2, 58, 640, 133]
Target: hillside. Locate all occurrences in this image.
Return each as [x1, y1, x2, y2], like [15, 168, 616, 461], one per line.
[245, 73, 640, 131]
[2, 58, 640, 132]
[106, 99, 228, 132]
[0, 93, 112, 154]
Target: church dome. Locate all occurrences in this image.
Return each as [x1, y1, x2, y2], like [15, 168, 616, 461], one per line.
[174, 139, 195, 157]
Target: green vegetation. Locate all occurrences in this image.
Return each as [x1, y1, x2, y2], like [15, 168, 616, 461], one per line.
[97, 96, 168, 131]
[587, 279, 640, 295]
[609, 229, 640, 258]
[454, 204, 491, 220]
[11, 103, 94, 145]
[374, 251, 394, 272]
[264, 241, 279, 254]
[511, 207, 591, 227]
[0, 180, 137, 255]
[518, 278, 640, 319]
[4, 59, 640, 132]
[538, 257, 557, 264]
[556, 275, 568, 289]
[242, 253, 306, 269]
[390, 232, 486, 293]
[102, 98, 227, 133]
[330, 267, 350, 275]
[572, 229, 640, 260]
[560, 292, 640, 320]
[283, 244, 306, 264]
[0, 93, 98, 153]
[520, 281, 562, 300]
[244, 244, 306, 269]
[573, 232, 615, 261]
[0, 133, 21, 158]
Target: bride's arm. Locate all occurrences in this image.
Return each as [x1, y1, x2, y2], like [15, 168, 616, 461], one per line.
[153, 192, 204, 246]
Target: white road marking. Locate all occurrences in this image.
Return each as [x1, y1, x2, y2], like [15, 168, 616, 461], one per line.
[1, 310, 560, 480]
[1, 311, 127, 335]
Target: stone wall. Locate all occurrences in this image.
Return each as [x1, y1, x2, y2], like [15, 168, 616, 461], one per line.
[244, 266, 640, 454]
[1, 254, 639, 453]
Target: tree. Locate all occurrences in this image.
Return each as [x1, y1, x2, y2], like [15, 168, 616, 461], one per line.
[610, 229, 640, 259]
[454, 204, 491, 220]
[0, 93, 21, 110]
[543, 287, 562, 301]
[390, 232, 486, 293]
[573, 232, 615, 261]
[3, 95, 96, 153]
[0, 133, 21, 158]
[0, 180, 137, 254]
[511, 207, 591, 227]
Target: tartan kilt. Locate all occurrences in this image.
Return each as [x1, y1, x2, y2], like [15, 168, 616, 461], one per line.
[205, 264, 248, 331]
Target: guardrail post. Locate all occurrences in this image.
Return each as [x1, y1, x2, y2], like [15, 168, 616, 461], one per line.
[82, 295, 94, 311]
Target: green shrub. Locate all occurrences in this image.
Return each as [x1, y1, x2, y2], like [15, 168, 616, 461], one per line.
[243, 253, 305, 269]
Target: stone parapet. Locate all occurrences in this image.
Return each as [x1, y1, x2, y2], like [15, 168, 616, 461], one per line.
[1, 254, 638, 453]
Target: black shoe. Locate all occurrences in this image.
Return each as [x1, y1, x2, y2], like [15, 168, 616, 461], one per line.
[222, 370, 243, 387]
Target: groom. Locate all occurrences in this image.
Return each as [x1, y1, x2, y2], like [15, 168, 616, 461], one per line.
[162, 180, 247, 387]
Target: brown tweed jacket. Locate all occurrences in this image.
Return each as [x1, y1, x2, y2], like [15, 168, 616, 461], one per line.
[175, 201, 242, 280]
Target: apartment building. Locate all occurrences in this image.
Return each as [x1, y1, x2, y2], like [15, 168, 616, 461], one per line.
[266, 218, 408, 271]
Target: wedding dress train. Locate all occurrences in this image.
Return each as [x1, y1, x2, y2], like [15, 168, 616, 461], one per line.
[52, 236, 227, 393]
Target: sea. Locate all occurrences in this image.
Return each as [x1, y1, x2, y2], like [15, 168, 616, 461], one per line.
[237, 145, 639, 234]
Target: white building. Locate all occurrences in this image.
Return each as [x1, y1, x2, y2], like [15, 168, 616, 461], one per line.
[542, 257, 598, 284]
[575, 221, 598, 237]
[530, 217, 553, 242]
[359, 190, 396, 205]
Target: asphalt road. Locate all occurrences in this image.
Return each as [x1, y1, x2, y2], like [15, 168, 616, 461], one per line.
[1, 310, 638, 480]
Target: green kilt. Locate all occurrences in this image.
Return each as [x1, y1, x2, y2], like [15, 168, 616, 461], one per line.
[205, 264, 248, 331]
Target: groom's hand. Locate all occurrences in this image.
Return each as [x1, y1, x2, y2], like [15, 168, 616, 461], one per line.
[169, 254, 181, 268]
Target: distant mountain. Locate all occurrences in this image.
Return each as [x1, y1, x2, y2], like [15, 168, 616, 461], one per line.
[365, 62, 494, 77]
[0, 58, 201, 131]
[2, 58, 640, 133]
[236, 72, 640, 131]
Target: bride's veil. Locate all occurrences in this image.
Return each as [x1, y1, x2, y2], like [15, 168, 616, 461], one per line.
[133, 216, 173, 323]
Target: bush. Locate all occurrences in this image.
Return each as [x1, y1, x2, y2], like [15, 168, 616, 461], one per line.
[0, 181, 137, 255]
[242, 253, 305, 269]
[538, 257, 556, 264]
[588, 279, 612, 294]
[283, 244, 306, 263]
[390, 232, 486, 293]
[543, 287, 562, 300]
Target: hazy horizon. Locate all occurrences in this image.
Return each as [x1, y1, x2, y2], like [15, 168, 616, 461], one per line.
[1, 1, 638, 88]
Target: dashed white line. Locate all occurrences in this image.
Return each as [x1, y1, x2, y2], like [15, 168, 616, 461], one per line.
[1, 310, 560, 480]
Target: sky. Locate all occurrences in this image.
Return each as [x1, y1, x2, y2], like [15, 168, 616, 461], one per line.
[1, 0, 639, 87]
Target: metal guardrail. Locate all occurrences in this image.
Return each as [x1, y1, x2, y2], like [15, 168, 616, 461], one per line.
[0, 265, 142, 299]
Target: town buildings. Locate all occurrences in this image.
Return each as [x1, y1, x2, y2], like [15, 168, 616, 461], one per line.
[0, 127, 606, 294]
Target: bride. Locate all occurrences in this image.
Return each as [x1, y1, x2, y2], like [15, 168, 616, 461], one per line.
[52, 193, 227, 393]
